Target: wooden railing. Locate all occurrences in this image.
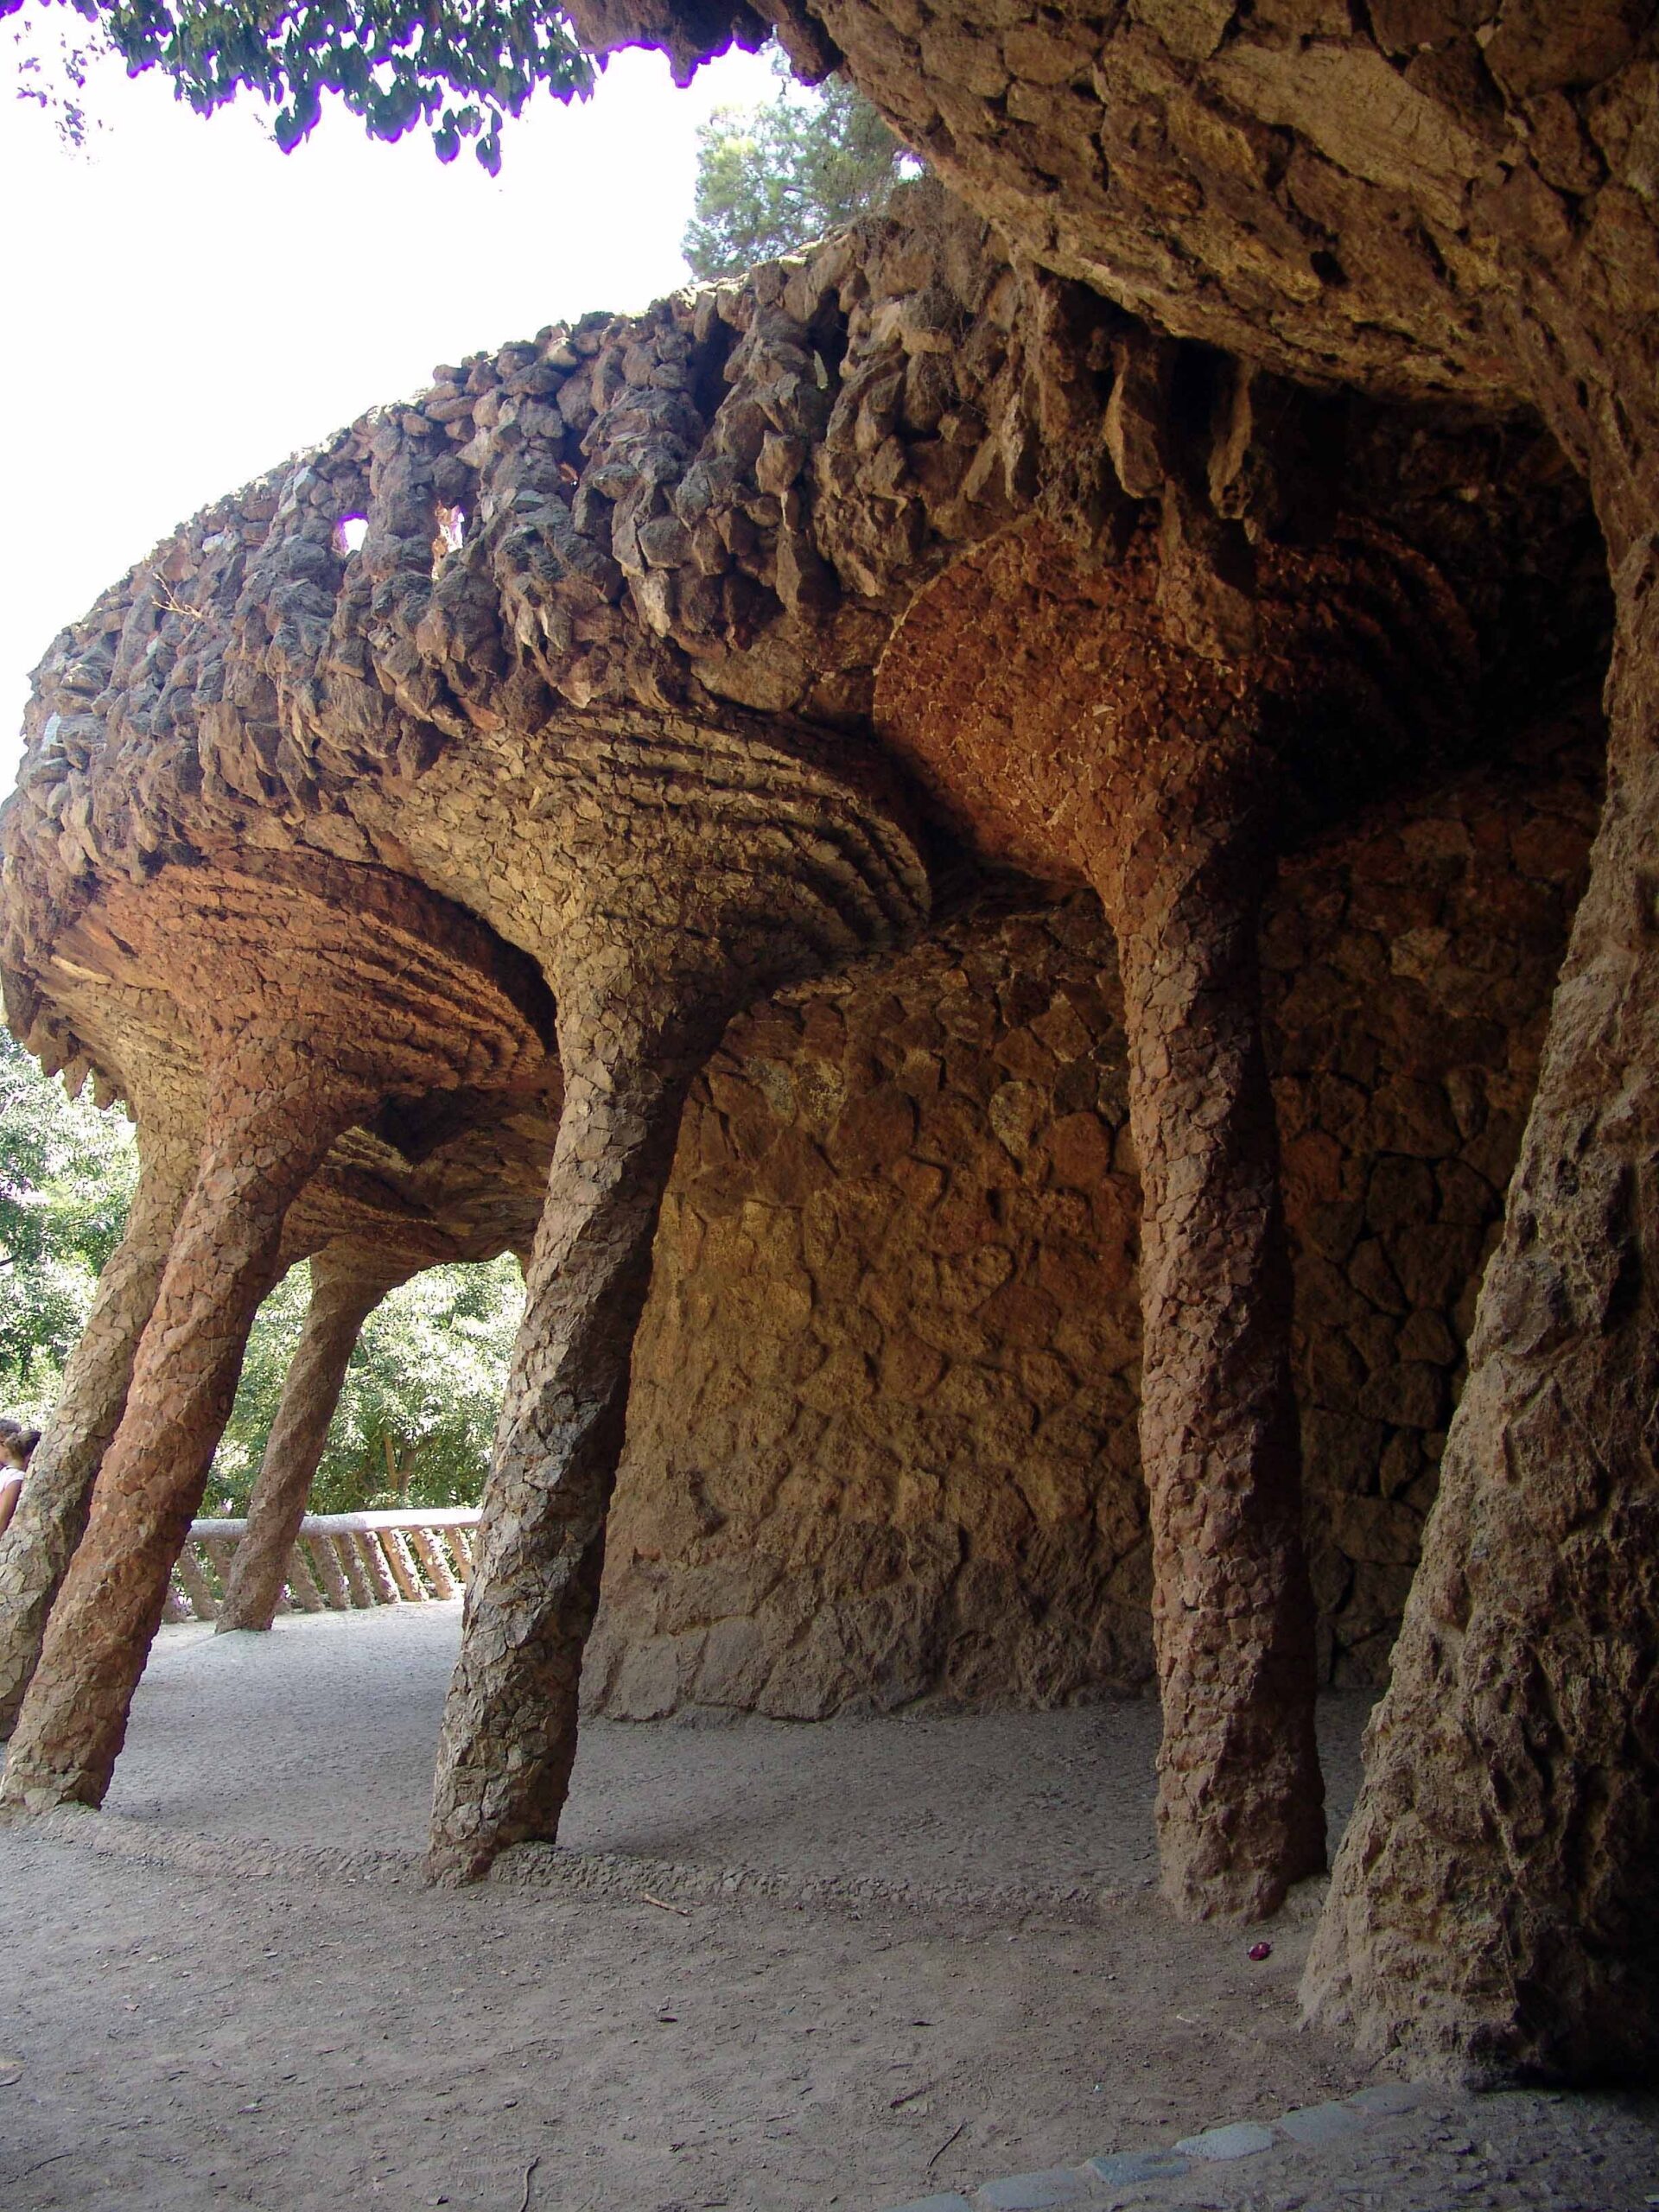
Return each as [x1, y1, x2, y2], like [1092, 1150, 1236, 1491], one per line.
[166, 1507, 479, 1622]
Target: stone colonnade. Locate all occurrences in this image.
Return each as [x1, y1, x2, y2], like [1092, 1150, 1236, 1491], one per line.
[721, 0, 1659, 2077]
[0, 512, 1492, 1931]
[5, 67, 1651, 2072]
[0, 718, 933, 1894]
[0, 855, 552, 1811]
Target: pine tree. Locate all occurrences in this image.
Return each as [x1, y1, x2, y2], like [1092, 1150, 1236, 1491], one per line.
[683, 59, 916, 282]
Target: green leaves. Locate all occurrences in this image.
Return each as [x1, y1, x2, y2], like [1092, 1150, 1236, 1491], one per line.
[0, 1022, 519, 1497]
[0, 1033, 137, 1411]
[45, 0, 595, 167]
[683, 57, 916, 282]
[211, 1254, 524, 1514]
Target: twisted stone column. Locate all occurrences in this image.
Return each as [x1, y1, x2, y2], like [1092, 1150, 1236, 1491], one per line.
[0, 1053, 375, 1808]
[428, 999, 711, 1882]
[1099, 753, 1321, 1920]
[215, 1247, 408, 1634]
[0, 1116, 200, 1737]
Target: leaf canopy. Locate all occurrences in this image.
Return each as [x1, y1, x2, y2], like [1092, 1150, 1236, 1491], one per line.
[6, 0, 595, 168]
[0, 1030, 137, 1405]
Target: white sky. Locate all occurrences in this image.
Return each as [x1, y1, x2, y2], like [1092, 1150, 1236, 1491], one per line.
[0, 35, 779, 778]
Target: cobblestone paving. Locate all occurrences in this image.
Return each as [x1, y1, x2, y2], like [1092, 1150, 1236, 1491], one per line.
[883, 2083, 1659, 2211]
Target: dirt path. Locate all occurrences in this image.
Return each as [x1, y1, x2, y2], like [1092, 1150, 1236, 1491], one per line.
[0, 1609, 1616, 2210]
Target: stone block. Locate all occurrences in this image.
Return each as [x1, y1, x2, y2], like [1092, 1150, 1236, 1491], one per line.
[1279, 2100, 1366, 2147]
[1346, 2082, 1430, 2115]
[1172, 2121, 1276, 2160]
[974, 2170, 1087, 2209]
[1084, 2148, 1192, 2184]
[1369, 1077, 1462, 1158]
[1365, 1154, 1436, 1232]
[1386, 1221, 1486, 1309]
[1356, 1361, 1446, 1429]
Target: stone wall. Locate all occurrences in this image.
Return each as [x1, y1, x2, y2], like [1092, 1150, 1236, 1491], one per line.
[586, 711, 1603, 1718]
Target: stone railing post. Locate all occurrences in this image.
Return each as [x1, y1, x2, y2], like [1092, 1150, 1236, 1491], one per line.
[215, 1248, 408, 1633]
[0, 1116, 200, 1737]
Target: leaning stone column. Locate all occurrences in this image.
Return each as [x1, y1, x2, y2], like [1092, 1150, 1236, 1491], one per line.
[1302, 558, 1659, 2080]
[0, 1111, 200, 1737]
[214, 1246, 409, 1634]
[422, 702, 930, 1885]
[0, 1051, 376, 1807]
[428, 992, 715, 1883]
[1097, 747, 1322, 1919]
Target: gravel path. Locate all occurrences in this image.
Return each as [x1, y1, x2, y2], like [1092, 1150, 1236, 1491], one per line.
[0, 1607, 1651, 2211]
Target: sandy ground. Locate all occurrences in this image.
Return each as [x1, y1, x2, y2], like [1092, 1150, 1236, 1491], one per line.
[0, 1608, 1637, 2211]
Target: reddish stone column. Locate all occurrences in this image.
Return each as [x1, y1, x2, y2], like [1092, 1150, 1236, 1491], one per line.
[0, 1053, 375, 1809]
[1097, 757, 1322, 1920]
[875, 524, 1325, 1919]
[215, 1248, 407, 1634]
[0, 1117, 200, 1737]
[428, 1004, 710, 1883]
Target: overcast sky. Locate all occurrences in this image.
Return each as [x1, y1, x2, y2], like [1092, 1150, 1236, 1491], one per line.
[0, 35, 779, 775]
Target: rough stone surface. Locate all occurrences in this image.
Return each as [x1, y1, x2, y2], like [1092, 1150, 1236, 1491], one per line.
[590, 730, 1598, 1730]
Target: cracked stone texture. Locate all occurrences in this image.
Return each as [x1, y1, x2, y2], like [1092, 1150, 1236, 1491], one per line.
[0, 161, 1633, 2005]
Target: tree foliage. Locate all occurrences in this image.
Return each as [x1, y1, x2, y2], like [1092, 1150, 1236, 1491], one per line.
[209, 1255, 524, 1515]
[0, 1031, 137, 1409]
[683, 58, 914, 281]
[3, 0, 594, 168]
[5, 0, 105, 145]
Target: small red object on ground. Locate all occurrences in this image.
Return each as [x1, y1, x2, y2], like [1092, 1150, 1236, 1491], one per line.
[1248, 1942, 1273, 1961]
